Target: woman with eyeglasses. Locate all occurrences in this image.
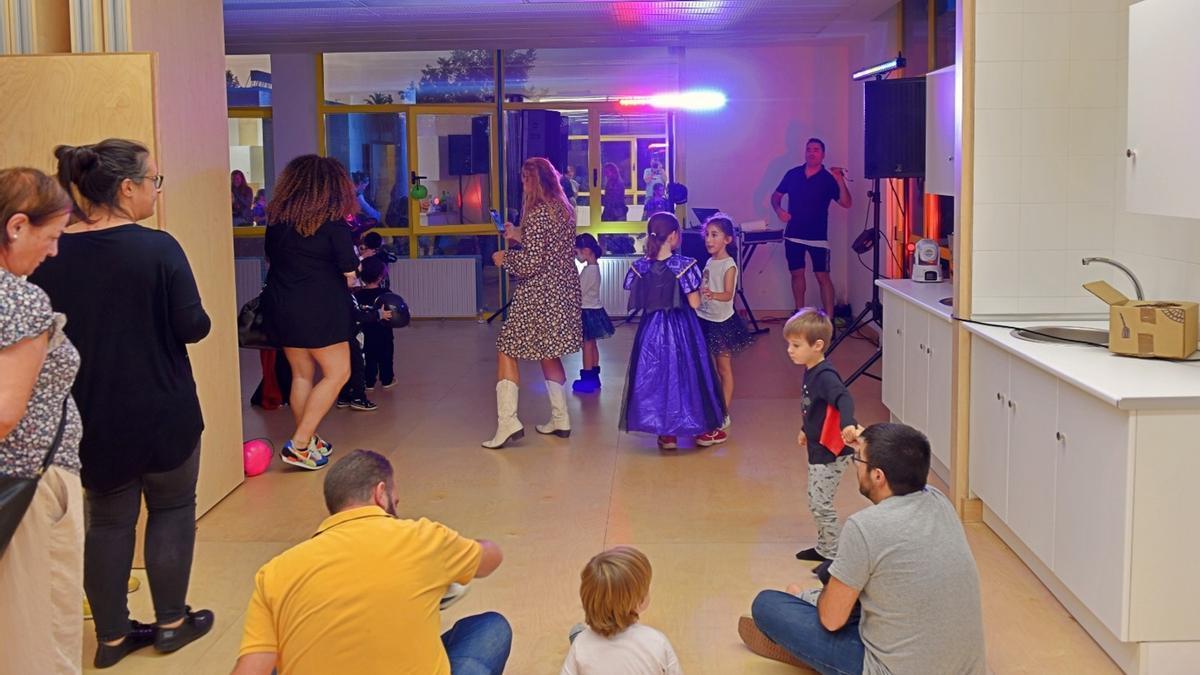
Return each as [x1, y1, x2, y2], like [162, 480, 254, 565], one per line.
[29, 138, 215, 668]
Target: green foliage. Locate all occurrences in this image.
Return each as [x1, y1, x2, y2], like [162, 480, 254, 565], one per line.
[416, 49, 537, 103]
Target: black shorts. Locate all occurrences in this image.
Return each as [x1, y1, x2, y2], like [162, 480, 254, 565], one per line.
[785, 241, 830, 273]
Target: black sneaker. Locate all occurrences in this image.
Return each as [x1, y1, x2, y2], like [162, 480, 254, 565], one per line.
[795, 547, 830, 562]
[94, 620, 156, 669]
[154, 607, 215, 654]
[365, 383, 377, 391]
[350, 397, 377, 411]
[335, 397, 351, 409]
[382, 379, 397, 389]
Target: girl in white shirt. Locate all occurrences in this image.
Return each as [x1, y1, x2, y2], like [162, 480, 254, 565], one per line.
[573, 234, 613, 393]
[561, 546, 682, 675]
[695, 215, 754, 446]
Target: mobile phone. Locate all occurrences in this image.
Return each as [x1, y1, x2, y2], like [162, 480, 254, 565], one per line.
[490, 209, 504, 233]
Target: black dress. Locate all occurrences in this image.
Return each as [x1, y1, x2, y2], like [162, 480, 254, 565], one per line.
[263, 220, 358, 349]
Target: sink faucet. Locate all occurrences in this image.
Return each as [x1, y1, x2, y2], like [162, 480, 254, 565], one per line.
[1082, 257, 1145, 300]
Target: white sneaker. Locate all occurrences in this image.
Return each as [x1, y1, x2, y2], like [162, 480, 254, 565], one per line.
[721, 415, 732, 430]
[440, 582, 470, 610]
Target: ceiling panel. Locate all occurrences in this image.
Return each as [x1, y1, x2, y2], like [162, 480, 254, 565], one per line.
[223, 0, 896, 54]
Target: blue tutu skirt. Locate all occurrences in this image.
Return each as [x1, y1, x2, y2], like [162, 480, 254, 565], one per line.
[621, 307, 726, 436]
[582, 308, 615, 341]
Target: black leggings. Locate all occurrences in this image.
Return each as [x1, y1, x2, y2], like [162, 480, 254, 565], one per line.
[84, 444, 200, 641]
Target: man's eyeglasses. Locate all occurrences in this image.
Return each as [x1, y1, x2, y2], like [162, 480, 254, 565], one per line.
[141, 174, 165, 189]
[850, 453, 869, 466]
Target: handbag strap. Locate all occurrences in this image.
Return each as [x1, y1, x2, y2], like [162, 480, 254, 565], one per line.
[35, 397, 70, 478]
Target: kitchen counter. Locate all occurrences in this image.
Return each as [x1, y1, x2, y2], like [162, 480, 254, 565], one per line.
[876, 279, 953, 321]
[965, 319, 1200, 411]
[876, 279, 1200, 411]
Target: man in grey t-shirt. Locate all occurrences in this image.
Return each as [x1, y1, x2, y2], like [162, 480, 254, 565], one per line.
[739, 423, 987, 674]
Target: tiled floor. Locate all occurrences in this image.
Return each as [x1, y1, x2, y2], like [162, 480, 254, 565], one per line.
[82, 318, 1119, 674]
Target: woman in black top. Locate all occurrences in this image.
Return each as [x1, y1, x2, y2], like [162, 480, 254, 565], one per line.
[262, 155, 358, 470]
[29, 138, 214, 667]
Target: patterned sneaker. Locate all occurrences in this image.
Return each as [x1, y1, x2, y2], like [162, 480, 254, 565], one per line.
[656, 435, 678, 450]
[695, 429, 728, 447]
[312, 434, 333, 458]
[335, 397, 351, 409]
[281, 440, 328, 470]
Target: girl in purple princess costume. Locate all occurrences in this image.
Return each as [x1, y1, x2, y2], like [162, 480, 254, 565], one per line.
[620, 212, 726, 450]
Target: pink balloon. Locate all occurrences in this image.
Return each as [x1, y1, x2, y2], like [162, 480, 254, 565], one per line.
[243, 438, 273, 477]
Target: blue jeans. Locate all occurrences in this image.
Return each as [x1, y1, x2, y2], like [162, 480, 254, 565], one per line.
[442, 612, 512, 675]
[752, 590, 864, 675]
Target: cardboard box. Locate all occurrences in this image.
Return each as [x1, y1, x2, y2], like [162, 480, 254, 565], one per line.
[1083, 281, 1198, 359]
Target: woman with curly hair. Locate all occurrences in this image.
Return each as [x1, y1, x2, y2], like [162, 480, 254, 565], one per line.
[262, 155, 360, 470]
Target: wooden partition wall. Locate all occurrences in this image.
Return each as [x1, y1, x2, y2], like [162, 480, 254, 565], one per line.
[0, 52, 244, 516]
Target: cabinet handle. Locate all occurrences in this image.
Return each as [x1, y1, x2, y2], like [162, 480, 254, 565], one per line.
[996, 392, 1002, 401]
[1126, 149, 1136, 159]
[919, 343, 925, 351]
[1056, 431, 1065, 442]
[1008, 400, 1015, 411]
[926, 346, 932, 355]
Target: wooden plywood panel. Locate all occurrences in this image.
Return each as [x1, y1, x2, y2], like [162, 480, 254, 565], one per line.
[127, 0, 243, 516]
[0, 53, 160, 212]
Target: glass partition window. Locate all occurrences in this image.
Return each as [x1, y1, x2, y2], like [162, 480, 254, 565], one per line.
[502, 47, 679, 102]
[228, 117, 274, 226]
[325, 112, 409, 227]
[226, 54, 271, 107]
[323, 51, 499, 104]
[414, 113, 494, 227]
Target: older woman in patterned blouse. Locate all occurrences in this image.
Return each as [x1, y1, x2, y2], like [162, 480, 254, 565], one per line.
[0, 167, 84, 675]
[483, 158, 583, 449]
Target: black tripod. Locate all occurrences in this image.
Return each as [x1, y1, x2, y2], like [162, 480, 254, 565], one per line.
[824, 178, 883, 386]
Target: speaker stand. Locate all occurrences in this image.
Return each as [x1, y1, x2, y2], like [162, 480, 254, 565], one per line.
[825, 178, 883, 387]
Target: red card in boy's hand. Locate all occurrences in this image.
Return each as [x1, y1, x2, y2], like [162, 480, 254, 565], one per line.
[820, 404, 845, 456]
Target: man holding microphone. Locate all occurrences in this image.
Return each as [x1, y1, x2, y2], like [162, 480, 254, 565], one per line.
[771, 138, 852, 319]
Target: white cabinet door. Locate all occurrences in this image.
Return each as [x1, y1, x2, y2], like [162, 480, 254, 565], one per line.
[1127, 0, 1200, 219]
[1005, 358, 1058, 567]
[968, 339, 1010, 519]
[880, 291, 904, 420]
[903, 301, 931, 433]
[1053, 387, 1131, 638]
[925, 65, 957, 197]
[926, 319, 954, 473]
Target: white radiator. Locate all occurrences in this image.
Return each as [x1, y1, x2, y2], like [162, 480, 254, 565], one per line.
[388, 257, 480, 318]
[234, 258, 264, 309]
[598, 256, 638, 318]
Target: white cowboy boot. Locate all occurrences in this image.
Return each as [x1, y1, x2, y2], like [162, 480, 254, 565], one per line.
[536, 380, 571, 438]
[482, 380, 524, 449]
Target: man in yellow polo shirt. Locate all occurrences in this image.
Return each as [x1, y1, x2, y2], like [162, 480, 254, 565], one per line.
[230, 450, 509, 675]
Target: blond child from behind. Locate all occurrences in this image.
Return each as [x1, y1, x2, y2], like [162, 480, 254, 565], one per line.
[561, 546, 682, 675]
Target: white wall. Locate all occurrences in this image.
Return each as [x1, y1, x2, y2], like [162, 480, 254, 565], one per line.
[971, 0, 1199, 317]
[680, 40, 872, 313]
[270, 52, 319, 176]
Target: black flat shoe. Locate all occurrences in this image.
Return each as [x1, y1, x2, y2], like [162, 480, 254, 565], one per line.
[795, 547, 830, 562]
[154, 606, 215, 654]
[94, 620, 156, 669]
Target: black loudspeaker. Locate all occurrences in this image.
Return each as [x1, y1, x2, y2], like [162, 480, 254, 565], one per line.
[522, 110, 566, 171]
[447, 135, 473, 176]
[864, 77, 925, 179]
[471, 115, 490, 173]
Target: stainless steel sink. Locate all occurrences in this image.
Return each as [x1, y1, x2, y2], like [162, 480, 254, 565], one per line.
[1010, 326, 1109, 346]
